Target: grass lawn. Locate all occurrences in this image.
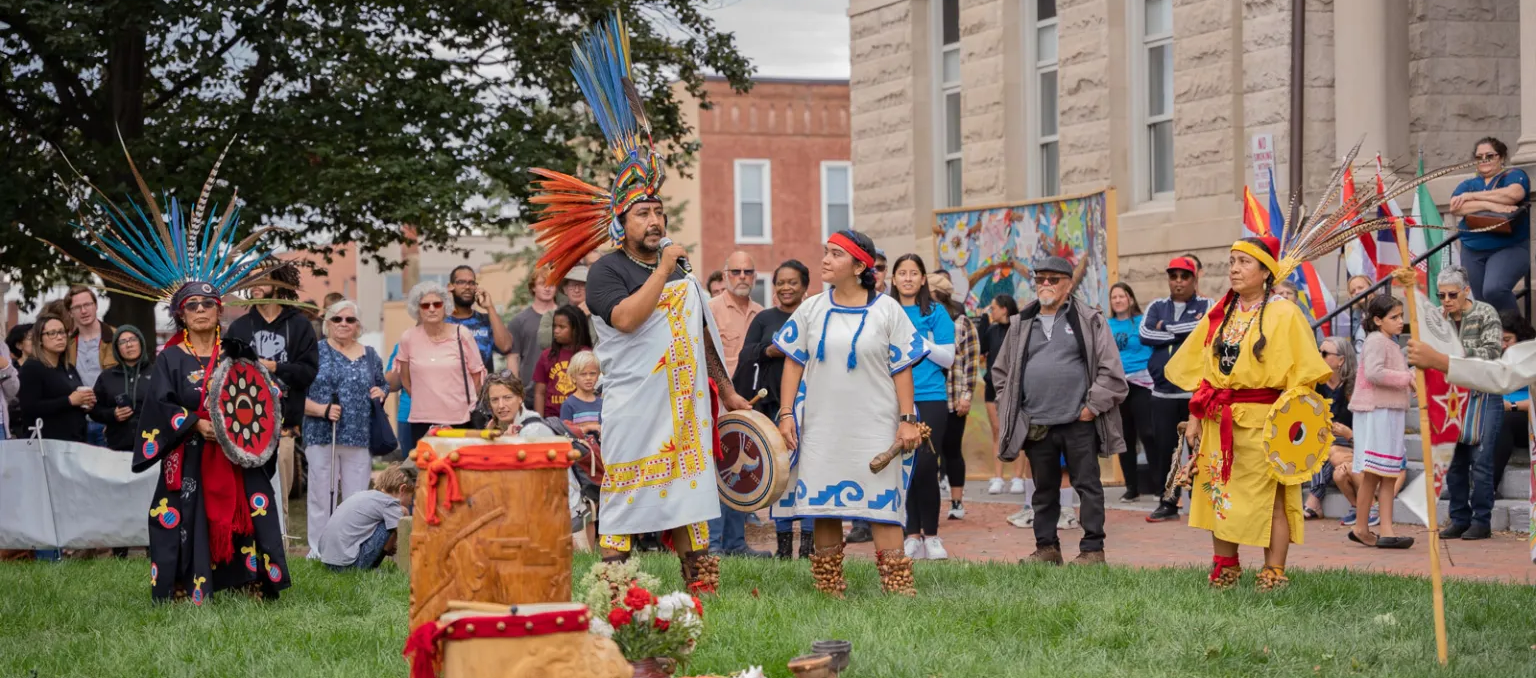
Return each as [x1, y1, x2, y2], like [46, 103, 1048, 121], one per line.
[3, 553, 1535, 678]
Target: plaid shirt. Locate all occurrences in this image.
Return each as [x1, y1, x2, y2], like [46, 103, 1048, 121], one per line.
[947, 314, 983, 411]
[1448, 299, 1503, 361]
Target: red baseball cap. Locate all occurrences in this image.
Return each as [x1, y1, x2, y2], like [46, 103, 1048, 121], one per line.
[1166, 257, 1198, 274]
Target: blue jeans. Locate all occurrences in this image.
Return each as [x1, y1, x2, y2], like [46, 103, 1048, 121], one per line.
[1461, 241, 1530, 313]
[774, 517, 806, 533]
[707, 502, 749, 553]
[86, 422, 107, 447]
[327, 523, 392, 571]
[1445, 395, 1504, 528]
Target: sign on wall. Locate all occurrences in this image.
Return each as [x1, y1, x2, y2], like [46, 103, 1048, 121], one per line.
[1252, 133, 1275, 196]
[932, 188, 1118, 313]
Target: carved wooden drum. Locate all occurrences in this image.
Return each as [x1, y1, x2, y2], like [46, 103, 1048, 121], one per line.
[407, 433, 579, 631]
[404, 602, 630, 678]
[715, 409, 791, 512]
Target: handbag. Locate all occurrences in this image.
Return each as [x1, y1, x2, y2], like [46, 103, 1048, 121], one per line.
[1463, 210, 1519, 235]
[1457, 390, 1488, 446]
[366, 346, 399, 456]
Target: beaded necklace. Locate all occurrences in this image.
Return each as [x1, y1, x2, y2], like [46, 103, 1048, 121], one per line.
[624, 248, 658, 272]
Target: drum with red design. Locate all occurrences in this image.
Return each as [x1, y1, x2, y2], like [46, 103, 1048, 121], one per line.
[205, 357, 283, 468]
[715, 410, 790, 512]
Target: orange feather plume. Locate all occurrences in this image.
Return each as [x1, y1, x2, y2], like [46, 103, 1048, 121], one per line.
[527, 167, 615, 285]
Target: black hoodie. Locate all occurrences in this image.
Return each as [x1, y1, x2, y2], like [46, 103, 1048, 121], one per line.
[226, 305, 320, 429]
[90, 325, 154, 451]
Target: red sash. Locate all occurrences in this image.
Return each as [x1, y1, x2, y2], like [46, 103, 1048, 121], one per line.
[1188, 381, 1281, 483]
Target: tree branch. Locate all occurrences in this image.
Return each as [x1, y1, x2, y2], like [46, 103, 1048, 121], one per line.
[148, 6, 279, 114]
[0, 11, 95, 127]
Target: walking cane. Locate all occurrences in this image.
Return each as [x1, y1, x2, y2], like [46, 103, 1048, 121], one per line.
[328, 392, 340, 512]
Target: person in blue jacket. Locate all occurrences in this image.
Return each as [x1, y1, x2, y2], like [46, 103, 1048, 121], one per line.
[1107, 282, 1156, 502]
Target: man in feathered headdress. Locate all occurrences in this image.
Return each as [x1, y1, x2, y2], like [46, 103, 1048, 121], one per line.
[527, 12, 751, 594]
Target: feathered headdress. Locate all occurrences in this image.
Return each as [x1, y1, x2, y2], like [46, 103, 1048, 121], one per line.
[528, 11, 665, 283]
[1243, 138, 1473, 282]
[40, 134, 289, 312]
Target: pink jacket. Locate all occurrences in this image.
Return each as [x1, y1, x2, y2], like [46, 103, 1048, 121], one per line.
[1350, 332, 1413, 412]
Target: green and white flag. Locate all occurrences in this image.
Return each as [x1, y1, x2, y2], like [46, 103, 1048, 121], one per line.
[1413, 152, 1450, 305]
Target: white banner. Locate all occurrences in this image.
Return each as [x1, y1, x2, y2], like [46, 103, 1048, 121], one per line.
[0, 437, 158, 549]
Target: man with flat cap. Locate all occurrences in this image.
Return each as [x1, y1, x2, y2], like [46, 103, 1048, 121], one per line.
[990, 256, 1127, 565]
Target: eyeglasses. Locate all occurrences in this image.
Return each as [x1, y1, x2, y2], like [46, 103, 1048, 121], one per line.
[1474, 152, 1500, 162]
[419, 300, 445, 310]
[1319, 350, 1339, 358]
[183, 299, 219, 312]
[1033, 275, 1068, 286]
[451, 279, 477, 287]
[727, 268, 755, 277]
[40, 330, 67, 338]
[70, 301, 96, 311]
[874, 264, 887, 273]
[330, 316, 359, 324]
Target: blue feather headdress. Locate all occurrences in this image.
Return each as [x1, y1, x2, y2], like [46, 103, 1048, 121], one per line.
[529, 11, 666, 284]
[42, 135, 290, 310]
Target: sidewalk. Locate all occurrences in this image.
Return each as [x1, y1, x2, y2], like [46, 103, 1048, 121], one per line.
[744, 492, 1536, 585]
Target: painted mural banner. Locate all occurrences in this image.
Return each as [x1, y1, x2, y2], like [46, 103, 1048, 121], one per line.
[932, 188, 1118, 313]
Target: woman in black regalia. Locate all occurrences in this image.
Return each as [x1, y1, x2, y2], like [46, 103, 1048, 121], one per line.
[43, 139, 294, 603]
[136, 282, 291, 603]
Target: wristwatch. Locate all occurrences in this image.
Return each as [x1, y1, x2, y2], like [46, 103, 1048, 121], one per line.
[898, 413, 919, 425]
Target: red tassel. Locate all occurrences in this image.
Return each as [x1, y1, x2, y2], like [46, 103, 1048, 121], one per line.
[403, 621, 446, 678]
[1210, 554, 1240, 582]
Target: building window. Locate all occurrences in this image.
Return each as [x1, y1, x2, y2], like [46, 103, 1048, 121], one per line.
[1137, 0, 1174, 200]
[750, 273, 771, 307]
[1032, 0, 1060, 197]
[734, 159, 772, 244]
[821, 161, 853, 239]
[938, 0, 962, 207]
[384, 272, 403, 301]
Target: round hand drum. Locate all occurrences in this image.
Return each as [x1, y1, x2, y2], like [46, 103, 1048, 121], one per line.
[715, 410, 791, 512]
[1263, 387, 1335, 485]
[206, 357, 283, 468]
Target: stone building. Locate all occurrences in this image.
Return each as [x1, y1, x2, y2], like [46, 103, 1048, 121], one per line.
[665, 76, 852, 302]
[850, 0, 1532, 301]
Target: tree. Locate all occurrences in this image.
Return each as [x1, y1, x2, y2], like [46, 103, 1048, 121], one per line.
[0, 0, 753, 329]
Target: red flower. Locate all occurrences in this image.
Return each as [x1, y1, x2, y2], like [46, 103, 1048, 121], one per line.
[691, 596, 704, 618]
[624, 585, 654, 611]
[608, 607, 633, 627]
[654, 618, 670, 631]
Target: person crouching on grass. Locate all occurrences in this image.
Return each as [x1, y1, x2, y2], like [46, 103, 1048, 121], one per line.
[1346, 295, 1414, 549]
[318, 464, 415, 571]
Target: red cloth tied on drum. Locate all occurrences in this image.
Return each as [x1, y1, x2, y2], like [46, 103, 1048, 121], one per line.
[403, 608, 592, 678]
[414, 440, 577, 525]
[1187, 381, 1281, 484]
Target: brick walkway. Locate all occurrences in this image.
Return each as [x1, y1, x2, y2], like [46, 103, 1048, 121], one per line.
[744, 501, 1536, 585]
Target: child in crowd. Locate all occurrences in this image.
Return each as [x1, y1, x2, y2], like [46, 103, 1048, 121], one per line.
[559, 350, 603, 549]
[318, 463, 415, 571]
[1348, 295, 1414, 549]
[534, 305, 593, 418]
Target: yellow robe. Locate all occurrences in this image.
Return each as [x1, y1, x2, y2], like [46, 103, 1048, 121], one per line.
[1164, 298, 1331, 548]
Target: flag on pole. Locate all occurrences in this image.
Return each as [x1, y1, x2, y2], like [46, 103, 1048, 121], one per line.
[1242, 186, 1271, 236]
[1341, 163, 1378, 279]
[1265, 168, 1334, 322]
[1413, 151, 1450, 306]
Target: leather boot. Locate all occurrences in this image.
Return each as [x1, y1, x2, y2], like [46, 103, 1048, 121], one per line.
[808, 542, 847, 598]
[799, 530, 816, 559]
[775, 532, 794, 560]
[876, 548, 916, 596]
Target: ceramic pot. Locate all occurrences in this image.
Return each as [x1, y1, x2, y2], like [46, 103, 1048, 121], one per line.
[810, 640, 852, 672]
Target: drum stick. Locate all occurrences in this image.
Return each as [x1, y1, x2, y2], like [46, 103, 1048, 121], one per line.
[429, 428, 498, 439]
[747, 388, 769, 406]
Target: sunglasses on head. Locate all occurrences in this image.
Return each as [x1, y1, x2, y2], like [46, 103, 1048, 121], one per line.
[419, 300, 445, 310]
[330, 316, 359, 324]
[183, 299, 219, 312]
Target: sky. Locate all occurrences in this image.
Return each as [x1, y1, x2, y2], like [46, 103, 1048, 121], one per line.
[701, 0, 850, 79]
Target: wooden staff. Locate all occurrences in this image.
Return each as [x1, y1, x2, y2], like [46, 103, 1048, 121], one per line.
[1390, 218, 1449, 666]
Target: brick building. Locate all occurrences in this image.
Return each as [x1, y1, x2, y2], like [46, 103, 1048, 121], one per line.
[667, 76, 852, 302]
[849, 0, 1534, 302]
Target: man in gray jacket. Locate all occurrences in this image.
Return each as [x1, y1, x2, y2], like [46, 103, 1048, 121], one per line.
[991, 256, 1128, 565]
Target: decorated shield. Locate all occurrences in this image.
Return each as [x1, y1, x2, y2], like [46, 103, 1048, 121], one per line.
[1262, 387, 1334, 485]
[206, 357, 283, 468]
[716, 410, 791, 512]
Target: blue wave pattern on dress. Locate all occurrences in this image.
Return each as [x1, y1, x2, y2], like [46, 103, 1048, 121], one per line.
[808, 481, 865, 507]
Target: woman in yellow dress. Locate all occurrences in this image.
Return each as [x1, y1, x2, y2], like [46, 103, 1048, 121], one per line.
[1164, 235, 1331, 590]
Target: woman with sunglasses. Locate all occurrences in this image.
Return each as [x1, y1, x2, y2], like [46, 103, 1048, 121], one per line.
[300, 299, 388, 557]
[398, 281, 486, 441]
[1449, 136, 1530, 313]
[18, 313, 90, 442]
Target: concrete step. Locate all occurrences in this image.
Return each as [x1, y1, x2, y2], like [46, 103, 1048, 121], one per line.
[1318, 492, 1529, 532]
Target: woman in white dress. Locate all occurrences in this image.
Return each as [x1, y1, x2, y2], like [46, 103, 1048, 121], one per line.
[773, 229, 927, 596]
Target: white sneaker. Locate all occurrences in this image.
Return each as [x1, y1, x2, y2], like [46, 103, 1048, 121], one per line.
[948, 500, 965, 520]
[1058, 506, 1081, 530]
[939, 476, 950, 494]
[903, 535, 927, 560]
[1007, 505, 1035, 528]
[925, 536, 949, 560]
[987, 477, 1005, 494]
[1009, 478, 1027, 494]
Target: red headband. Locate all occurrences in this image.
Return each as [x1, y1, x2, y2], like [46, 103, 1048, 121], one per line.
[827, 233, 874, 269]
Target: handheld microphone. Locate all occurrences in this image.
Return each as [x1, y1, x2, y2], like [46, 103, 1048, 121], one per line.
[657, 237, 692, 274]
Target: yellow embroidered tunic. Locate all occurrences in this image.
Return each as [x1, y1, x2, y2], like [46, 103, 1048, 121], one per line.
[1164, 298, 1330, 547]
